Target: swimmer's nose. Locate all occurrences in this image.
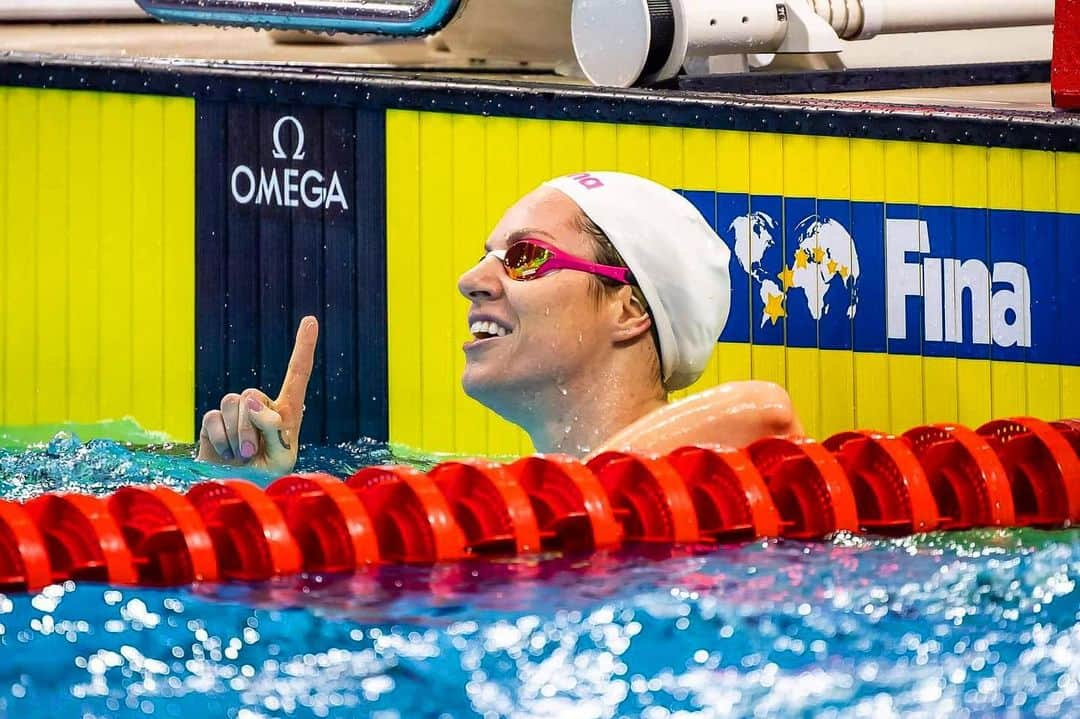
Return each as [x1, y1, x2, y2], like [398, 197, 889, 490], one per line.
[458, 255, 505, 301]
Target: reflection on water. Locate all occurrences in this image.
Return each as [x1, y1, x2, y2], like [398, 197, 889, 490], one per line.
[0, 434, 1077, 718]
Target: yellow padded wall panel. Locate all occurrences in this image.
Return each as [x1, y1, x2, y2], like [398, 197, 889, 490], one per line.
[37, 91, 70, 424]
[988, 147, 1027, 420]
[386, 110, 424, 448]
[451, 113, 492, 456]
[99, 92, 135, 423]
[918, 142, 958, 426]
[0, 89, 5, 423]
[816, 136, 854, 437]
[5, 88, 38, 425]
[0, 87, 195, 440]
[1057, 152, 1080, 418]
[849, 139, 890, 431]
[952, 145, 993, 429]
[67, 91, 102, 425]
[161, 99, 195, 441]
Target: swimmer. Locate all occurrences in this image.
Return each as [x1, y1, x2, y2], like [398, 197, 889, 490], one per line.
[197, 171, 802, 472]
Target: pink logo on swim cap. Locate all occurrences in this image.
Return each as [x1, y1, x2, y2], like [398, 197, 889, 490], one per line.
[569, 172, 605, 189]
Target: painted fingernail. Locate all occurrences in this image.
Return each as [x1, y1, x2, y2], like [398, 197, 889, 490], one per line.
[222, 448, 234, 461]
[246, 397, 263, 412]
[241, 441, 256, 459]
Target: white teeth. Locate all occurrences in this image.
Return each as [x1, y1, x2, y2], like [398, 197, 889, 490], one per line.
[470, 320, 509, 338]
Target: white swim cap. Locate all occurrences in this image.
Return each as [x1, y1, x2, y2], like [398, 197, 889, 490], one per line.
[542, 171, 732, 391]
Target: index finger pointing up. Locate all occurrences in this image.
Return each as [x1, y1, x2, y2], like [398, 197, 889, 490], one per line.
[276, 315, 319, 411]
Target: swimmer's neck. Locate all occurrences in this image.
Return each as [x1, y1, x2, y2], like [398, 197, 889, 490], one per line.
[526, 382, 666, 458]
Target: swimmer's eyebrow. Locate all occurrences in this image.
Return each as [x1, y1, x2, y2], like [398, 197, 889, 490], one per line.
[484, 228, 557, 253]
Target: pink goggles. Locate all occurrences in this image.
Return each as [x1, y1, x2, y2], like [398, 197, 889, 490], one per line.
[484, 237, 634, 284]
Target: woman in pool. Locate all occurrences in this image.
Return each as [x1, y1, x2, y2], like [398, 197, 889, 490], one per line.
[197, 171, 802, 472]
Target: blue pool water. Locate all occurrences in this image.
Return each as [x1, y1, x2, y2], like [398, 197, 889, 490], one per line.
[0, 434, 1077, 718]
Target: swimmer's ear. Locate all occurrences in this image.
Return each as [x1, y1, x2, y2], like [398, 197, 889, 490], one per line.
[610, 285, 652, 342]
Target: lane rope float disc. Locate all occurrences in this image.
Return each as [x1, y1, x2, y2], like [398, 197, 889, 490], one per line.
[186, 480, 303, 581]
[347, 466, 467, 562]
[24, 493, 138, 585]
[506, 454, 622, 553]
[586, 452, 700, 544]
[429, 459, 543, 556]
[0, 499, 53, 592]
[977, 417, 1080, 526]
[267, 472, 381, 573]
[665, 445, 782, 541]
[107, 486, 219, 585]
[824, 431, 940, 535]
[902, 424, 1016, 529]
[746, 437, 860, 539]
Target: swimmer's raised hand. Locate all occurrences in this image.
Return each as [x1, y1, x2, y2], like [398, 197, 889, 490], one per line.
[196, 316, 319, 474]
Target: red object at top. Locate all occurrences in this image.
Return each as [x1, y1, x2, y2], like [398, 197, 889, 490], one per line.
[267, 473, 380, 573]
[506, 454, 622, 553]
[0, 499, 53, 591]
[977, 417, 1080, 526]
[186, 479, 303, 581]
[824, 431, 940, 535]
[429, 459, 542, 556]
[664, 445, 781, 541]
[902, 424, 1016, 529]
[24, 493, 138, 585]
[347, 466, 467, 562]
[586, 452, 700, 543]
[1052, 0, 1080, 109]
[746, 437, 860, 539]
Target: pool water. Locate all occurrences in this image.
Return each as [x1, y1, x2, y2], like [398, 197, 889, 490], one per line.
[0, 433, 1077, 718]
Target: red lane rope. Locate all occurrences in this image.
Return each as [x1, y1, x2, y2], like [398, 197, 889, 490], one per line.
[824, 431, 940, 535]
[267, 473, 380, 573]
[186, 480, 302, 581]
[902, 424, 1016, 529]
[107, 486, 219, 585]
[977, 417, 1080, 526]
[665, 445, 781, 541]
[505, 454, 622, 553]
[586, 451, 700, 544]
[0, 416, 1075, 589]
[746, 437, 860, 539]
[429, 460, 542, 556]
[0, 499, 53, 592]
[347, 466, 467, 562]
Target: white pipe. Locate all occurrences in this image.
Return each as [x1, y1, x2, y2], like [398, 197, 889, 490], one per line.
[855, 0, 1054, 39]
[679, 0, 789, 55]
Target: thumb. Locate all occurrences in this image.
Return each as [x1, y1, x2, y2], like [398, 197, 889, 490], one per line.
[247, 404, 295, 470]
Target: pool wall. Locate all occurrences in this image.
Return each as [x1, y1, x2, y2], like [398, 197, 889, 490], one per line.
[0, 60, 1076, 451]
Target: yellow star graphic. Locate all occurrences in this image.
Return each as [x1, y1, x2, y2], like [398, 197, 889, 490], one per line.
[827, 259, 838, 276]
[812, 246, 826, 264]
[764, 292, 786, 325]
[838, 264, 849, 279]
[777, 265, 795, 291]
[794, 249, 809, 269]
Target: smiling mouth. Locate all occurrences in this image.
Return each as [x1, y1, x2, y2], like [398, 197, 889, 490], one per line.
[469, 320, 512, 341]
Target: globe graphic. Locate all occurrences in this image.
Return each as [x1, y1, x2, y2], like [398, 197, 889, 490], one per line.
[728, 212, 860, 327]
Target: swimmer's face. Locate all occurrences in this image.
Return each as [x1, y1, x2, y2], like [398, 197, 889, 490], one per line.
[458, 187, 615, 409]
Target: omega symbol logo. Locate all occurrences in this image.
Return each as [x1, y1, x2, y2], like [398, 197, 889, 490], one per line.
[271, 115, 306, 161]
